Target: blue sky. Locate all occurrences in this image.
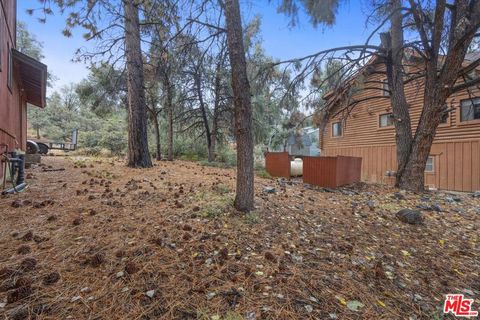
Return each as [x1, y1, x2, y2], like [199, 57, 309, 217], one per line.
[17, 1, 379, 93]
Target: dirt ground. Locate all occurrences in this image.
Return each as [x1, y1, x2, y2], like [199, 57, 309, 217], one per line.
[0, 156, 479, 320]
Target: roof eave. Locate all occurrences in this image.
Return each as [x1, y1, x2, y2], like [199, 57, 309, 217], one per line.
[12, 49, 48, 108]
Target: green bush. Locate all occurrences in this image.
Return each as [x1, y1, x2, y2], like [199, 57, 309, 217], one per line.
[254, 145, 266, 170]
[73, 146, 103, 156]
[256, 169, 271, 179]
[180, 153, 201, 161]
[216, 146, 236, 166]
[75, 113, 127, 156]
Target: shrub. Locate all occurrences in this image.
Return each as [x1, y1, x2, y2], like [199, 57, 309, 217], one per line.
[254, 145, 266, 170]
[216, 146, 237, 167]
[256, 169, 272, 179]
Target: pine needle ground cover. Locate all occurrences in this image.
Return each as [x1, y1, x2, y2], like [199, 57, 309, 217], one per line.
[0, 156, 478, 319]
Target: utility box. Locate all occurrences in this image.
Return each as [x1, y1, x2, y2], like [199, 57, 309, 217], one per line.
[303, 156, 362, 188]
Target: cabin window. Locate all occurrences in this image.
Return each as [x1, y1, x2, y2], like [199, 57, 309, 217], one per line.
[7, 43, 12, 91]
[382, 80, 390, 96]
[332, 122, 342, 137]
[425, 156, 434, 173]
[460, 98, 480, 121]
[379, 113, 394, 127]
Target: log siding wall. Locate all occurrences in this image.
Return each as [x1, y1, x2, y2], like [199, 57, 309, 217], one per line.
[322, 66, 480, 192]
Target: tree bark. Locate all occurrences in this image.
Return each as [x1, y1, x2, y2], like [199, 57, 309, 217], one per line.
[194, 72, 213, 162]
[123, 0, 152, 168]
[392, 1, 479, 191]
[382, 0, 413, 187]
[152, 112, 162, 161]
[209, 44, 227, 162]
[164, 73, 174, 161]
[224, 0, 255, 212]
[210, 98, 218, 162]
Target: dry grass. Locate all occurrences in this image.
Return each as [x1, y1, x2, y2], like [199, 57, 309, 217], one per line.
[0, 156, 479, 319]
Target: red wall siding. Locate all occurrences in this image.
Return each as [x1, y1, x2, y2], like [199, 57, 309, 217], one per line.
[1, 0, 25, 180]
[324, 141, 480, 192]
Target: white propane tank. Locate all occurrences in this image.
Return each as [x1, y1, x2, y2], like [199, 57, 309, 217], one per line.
[290, 158, 303, 176]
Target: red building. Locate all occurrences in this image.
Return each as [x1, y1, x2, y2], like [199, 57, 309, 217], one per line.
[0, 0, 47, 180]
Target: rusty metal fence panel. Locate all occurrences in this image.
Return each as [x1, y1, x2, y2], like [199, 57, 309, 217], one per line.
[265, 152, 290, 179]
[303, 156, 362, 188]
[303, 156, 337, 188]
[336, 156, 362, 186]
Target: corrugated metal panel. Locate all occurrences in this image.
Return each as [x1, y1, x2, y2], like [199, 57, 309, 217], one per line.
[336, 156, 362, 186]
[303, 156, 337, 188]
[265, 152, 290, 179]
[303, 156, 362, 188]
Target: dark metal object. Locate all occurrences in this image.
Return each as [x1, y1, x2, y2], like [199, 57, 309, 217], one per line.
[2, 182, 27, 195]
[1, 152, 26, 195]
[26, 140, 39, 154]
[37, 142, 49, 155]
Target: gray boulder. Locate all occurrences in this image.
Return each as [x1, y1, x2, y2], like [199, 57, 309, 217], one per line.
[396, 209, 424, 225]
[366, 200, 375, 211]
[263, 186, 276, 194]
[392, 192, 406, 200]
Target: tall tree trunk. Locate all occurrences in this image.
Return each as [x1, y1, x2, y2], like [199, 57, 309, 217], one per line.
[36, 127, 40, 139]
[392, 1, 478, 191]
[195, 72, 213, 162]
[124, 0, 152, 168]
[397, 99, 443, 190]
[152, 112, 162, 161]
[209, 45, 227, 162]
[164, 73, 174, 161]
[224, 0, 254, 212]
[382, 0, 413, 187]
[210, 103, 218, 162]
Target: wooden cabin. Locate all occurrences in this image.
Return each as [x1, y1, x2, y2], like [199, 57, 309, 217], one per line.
[320, 56, 480, 192]
[0, 0, 47, 179]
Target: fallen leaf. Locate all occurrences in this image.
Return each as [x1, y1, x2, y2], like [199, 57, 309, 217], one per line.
[335, 295, 347, 306]
[346, 300, 364, 311]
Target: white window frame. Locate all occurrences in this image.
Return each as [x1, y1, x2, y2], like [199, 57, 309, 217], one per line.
[425, 156, 434, 173]
[460, 98, 480, 122]
[379, 113, 394, 128]
[382, 80, 390, 96]
[332, 121, 343, 137]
